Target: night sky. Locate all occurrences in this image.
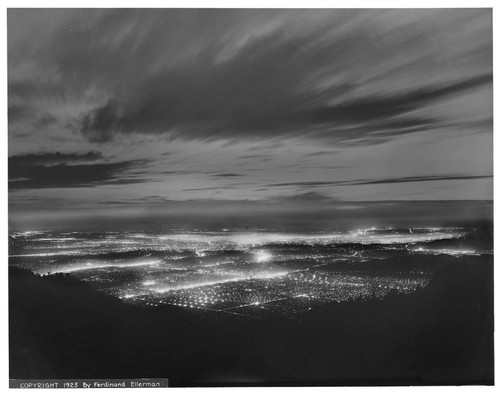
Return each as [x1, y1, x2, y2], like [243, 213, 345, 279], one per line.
[8, 9, 493, 230]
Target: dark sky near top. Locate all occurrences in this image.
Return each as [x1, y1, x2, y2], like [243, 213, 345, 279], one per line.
[8, 9, 493, 228]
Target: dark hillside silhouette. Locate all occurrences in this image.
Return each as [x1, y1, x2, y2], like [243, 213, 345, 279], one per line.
[9, 253, 493, 386]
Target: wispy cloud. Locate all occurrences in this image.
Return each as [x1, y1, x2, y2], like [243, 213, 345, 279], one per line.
[8, 9, 492, 146]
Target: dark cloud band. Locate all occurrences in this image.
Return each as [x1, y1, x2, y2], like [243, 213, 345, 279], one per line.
[267, 174, 493, 188]
[9, 152, 148, 189]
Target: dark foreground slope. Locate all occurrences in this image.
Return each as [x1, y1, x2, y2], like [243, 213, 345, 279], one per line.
[9, 255, 493, 386]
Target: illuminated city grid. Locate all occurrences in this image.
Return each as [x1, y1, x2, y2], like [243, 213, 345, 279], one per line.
[124, 271, 429, 318]
[9, 227, 481, 318]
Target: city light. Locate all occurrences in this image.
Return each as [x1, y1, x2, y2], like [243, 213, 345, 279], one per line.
[9, 227, 477, 318]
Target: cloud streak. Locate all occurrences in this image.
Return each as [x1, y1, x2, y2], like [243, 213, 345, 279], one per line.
[267, 174, 493, 188]
[8, 9, 492, 146]
[9, 152, 148, 189]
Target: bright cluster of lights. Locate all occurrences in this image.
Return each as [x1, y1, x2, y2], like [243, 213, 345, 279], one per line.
[37, 258, 161, 275]
[413, 248, 482, 256]
[255, 250, 272, 263]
